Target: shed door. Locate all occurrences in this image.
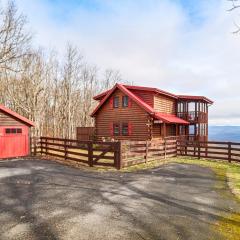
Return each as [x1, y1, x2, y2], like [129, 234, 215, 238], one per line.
[0, 126, 29, 159]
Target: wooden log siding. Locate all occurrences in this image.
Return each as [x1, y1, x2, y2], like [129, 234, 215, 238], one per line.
[130, 90, 154, 107]
[153, 94, 176, 114]
[95, 89, 151, 141]
[0, 110, 25, 126]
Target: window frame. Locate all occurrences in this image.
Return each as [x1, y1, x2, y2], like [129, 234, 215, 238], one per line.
[122, 123, 129, 136]
[122, 96, 129, 108]
[113, 96, 119, 108]
[113, 123, 120, 136]
[5, 128, 23, 135]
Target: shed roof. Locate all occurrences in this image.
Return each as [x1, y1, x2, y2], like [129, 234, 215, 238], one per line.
[0, 105, 35, 127]
[154, 113, 189, 125]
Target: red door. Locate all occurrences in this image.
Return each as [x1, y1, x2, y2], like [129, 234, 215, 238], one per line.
[0, 126, 29, 159]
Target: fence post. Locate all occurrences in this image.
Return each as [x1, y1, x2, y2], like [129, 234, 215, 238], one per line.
[40, 137, 43, 155]
[64, 138, 67, 161]
[88, 142, 93, 167]
[164, 139, 167, 159]
[145, 140, 149, 163]
[198, 143, 201, 159]
[46, 138, 48, 155]
[228, 142, 231, 163]
[115, 141, 122, 170]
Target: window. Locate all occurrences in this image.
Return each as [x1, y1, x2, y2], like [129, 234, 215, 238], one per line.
[113, 124, 120, 136]
[5, 128, 22, 134]
[113, 96, 119, 108]
[122, 96, 129, 107]
[122, 123, 129, 136]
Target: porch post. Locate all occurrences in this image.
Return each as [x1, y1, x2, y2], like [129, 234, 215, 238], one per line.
[163, 123, 166, 139]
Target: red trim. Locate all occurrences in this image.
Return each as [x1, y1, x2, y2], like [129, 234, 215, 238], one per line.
[177, 95, 213, 104]
[154, 113, 189, 125]
[110, 122, 113, 136]
[0, 105, 35, 127]
[110, 97, 113, 108]
[128, 122, 132, 135]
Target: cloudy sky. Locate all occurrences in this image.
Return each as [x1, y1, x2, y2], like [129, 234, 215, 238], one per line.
[10, 0, 240, 125]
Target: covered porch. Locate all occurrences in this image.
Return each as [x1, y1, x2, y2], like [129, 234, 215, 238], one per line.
[151, 113, 190, 139]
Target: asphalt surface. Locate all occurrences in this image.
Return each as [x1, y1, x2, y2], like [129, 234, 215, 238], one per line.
[0, 159, 239, 240]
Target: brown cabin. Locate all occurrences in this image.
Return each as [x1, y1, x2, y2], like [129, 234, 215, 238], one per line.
[91, 84, 213, 142]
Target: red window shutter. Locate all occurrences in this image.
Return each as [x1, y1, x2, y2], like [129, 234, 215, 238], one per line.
[128, 122, 132, 135]
[129, 99, 132, 108]
[110, 123, 114, 136]
[110, 98, 113, 108]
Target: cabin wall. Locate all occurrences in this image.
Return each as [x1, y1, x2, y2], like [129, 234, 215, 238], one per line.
[152, 124, 162, 139]
[0, 110, 25, 126]
[95, 89, 151, 141]
[130, 90, 154, 107]
[154, 94, 176, 114]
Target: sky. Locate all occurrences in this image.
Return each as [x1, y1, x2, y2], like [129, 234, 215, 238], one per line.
[8, 0, 240, 125]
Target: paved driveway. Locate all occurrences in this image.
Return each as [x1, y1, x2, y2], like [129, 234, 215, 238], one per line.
[0, 159, 239, 240]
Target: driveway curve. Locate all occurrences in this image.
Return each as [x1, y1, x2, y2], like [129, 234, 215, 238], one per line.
[0, 159, 239, 240]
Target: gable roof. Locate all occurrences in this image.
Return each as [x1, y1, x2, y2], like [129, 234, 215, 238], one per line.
[93, 84, 178, 100]
[0, 105, 35, 127]
[93, 84, 213, 105]
[90, 84, 189, 125]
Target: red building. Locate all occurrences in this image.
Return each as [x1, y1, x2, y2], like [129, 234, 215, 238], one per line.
[91, 83, 213, 141]
[0, 105, 34, 159]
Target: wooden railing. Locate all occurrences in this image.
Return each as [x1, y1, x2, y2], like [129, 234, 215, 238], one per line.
[177, 140, 240, 163]
[177, 111, 207, 122]
[32, 137, 121, 169]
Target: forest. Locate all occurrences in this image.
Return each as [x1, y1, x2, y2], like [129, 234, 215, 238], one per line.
[0, 1, 126, 138]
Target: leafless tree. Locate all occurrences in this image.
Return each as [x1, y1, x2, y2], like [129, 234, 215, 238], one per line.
[0, 1, 129, 138]
[228, 0, 240, 33]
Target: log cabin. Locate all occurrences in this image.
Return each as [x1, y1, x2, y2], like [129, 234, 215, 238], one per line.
[91, 83, 213, 141]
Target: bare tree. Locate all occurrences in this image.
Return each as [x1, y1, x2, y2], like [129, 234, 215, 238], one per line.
[0, 1, 31, 72]
[228, 0, 240, 33]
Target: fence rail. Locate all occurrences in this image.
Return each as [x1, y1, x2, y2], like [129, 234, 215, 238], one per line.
[177, 140, 240, 163]
[31, 136, 240, 169]
[32, 137, 121, 169]
[121, 139, 177, 168]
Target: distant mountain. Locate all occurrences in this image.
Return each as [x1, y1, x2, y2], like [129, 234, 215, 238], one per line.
[209, 126, 240, 142]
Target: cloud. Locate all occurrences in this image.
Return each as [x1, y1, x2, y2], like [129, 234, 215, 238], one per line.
[11, 0, 240, 125]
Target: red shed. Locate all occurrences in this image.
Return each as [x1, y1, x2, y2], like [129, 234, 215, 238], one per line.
[0, 105, 34, 159]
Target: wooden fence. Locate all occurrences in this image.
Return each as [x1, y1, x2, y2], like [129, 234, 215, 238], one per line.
[177, 140, 240, 163]
[31, 137, 177, 169]
[32, 137, 121, 169]
[121, 138, 177, 167]
[31, 137, 240, 169]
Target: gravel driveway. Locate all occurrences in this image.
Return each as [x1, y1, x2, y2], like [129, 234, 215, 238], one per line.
[0, 159, 239, 240]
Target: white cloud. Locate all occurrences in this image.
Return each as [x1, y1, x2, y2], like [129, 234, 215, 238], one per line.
[11, 0, 240, 125]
